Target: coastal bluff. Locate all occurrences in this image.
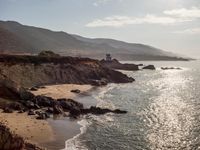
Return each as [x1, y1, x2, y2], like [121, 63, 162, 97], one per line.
[0, 54, 134, 94]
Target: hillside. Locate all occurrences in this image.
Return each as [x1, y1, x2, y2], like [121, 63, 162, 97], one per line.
[0, 20, 187, 60]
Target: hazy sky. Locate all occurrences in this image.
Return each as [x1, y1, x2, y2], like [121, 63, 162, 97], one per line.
[0, 0, 200, 58]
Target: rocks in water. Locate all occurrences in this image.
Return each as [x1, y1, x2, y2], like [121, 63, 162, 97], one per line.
[69, 106, 128, 118]
[86, 106, 127, 115]
[69, 108, 81, 118]
[113, 109, 127, 114]
[100, 59, 139, 71]
[161, 67, 182, 70]
[143, 65, 156, 70]
[137, 64, 143, 66]
[89, 79, 108, 86]
[57, 98, 83, 111]
[71, 89, 81, 93]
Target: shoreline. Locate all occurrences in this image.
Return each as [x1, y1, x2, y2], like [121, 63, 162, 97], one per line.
[34, 84, 95, 149]
[0, 110, 54, 145]
[0, 84, 95, 150]
[41, 84, 100, 150]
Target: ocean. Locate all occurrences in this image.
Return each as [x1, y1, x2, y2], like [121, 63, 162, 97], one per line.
[64, 60, 200, 150]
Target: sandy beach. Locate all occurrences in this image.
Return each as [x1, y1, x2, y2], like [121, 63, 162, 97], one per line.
[0, 111, 54, 144]
[31, 84, 92, 100]
[0, 84, 94, 149]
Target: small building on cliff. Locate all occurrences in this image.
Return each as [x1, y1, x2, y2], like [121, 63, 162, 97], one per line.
[106, 54, 112, 62]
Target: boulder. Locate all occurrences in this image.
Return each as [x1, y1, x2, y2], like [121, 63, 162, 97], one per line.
[18, 110, 25, 113]
[28, 110, 35, 115]
[3, 102, 24, 112]
[89, 79, 108, 86]
[80, 106, 128, 116]
[30, 87, 38, 91]
[36, 112, 50, 120]
[46, 107, 54, 114]
[69, 108, 81, 118]
[143, 65, 156, 70]
[113, 109, 127, 114]
[71, 89, 81, 93]
[3, 107, 13, 113]
[53, 104, 63, 114]
[8, 102, 24, 111]
[34, 104, 40, 109]
[100, 59, 139, 71]
[161, 67, 182, 70]
[57, 98, 83, 111]
[32, 95, 54, 107]
[25, 101, 35, 109]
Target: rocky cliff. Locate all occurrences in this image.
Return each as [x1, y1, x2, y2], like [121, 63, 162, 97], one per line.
[0, 55, 134, 95]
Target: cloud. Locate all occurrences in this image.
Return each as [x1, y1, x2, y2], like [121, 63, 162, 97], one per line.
[86, 7, 200, 28]
[164, 7, 200, 18]
[174, 28, 200, 34]
[86, 15, 189, 27]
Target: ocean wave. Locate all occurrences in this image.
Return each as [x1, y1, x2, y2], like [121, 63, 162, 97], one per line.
[63, 84, 117, 150]
[63, 118, 91, 150]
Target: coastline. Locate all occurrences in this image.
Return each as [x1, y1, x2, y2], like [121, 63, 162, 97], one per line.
[41, 84, 100, 150]
[35, 84, 95, 150]
[0, 84, 95, 150]
[0, 110, 54, 145]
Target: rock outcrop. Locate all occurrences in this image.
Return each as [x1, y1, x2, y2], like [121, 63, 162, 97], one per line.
[100, 59, 139, 71]
[161, 67, 182, 70]
[0, 54, 134, 93]
[142, 65, 156, 70]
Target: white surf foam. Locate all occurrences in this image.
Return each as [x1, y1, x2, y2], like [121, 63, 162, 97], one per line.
[62, 84, 117, 150]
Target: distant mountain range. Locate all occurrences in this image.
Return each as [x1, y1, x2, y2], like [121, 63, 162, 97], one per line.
[0, 20, 188, 60]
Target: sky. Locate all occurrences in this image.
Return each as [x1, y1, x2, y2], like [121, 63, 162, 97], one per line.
[0, 0, 200, 58]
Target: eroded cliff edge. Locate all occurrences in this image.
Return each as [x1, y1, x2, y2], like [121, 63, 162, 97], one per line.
[0, 54, 134, 94]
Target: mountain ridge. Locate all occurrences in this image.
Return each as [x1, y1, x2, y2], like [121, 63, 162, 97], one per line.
[0, 20, 188, 60]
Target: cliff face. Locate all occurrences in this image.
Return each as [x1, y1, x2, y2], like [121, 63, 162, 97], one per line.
[0, 55, 134, 93]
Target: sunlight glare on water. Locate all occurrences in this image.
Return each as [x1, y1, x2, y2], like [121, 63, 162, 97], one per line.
[145, 69, 196, 149]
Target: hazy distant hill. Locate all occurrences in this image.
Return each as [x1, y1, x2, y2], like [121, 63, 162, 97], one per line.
[0, 20, 187, 60]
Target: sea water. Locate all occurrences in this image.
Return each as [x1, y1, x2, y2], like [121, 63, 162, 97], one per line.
[64, 60, 200, 150]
